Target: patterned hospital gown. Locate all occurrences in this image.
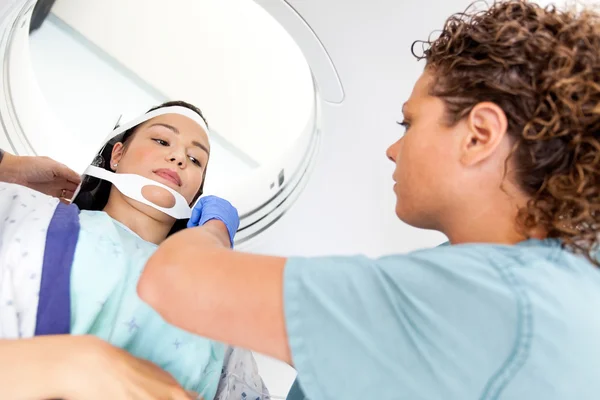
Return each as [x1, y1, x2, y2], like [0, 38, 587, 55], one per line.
[0, 182, 271, 400]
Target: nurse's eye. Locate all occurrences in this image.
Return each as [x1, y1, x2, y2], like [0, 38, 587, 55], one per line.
[397, 120, 410, 132]
[153, 138, 169, 146]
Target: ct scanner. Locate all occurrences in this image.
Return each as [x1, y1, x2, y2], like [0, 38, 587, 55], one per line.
[0, 0, 590, 398]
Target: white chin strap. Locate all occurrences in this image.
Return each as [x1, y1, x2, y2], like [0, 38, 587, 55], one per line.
[80, 166, 193, 220]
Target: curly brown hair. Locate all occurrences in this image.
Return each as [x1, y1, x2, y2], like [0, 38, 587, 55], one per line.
[412, 0, 600, 264]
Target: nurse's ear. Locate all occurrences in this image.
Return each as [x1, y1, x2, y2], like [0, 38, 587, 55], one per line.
[460, 101, 508, 167]
[110, 142, 125, 171]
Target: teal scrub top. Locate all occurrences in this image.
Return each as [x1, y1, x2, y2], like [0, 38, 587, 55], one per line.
[283, 239, 600, 399]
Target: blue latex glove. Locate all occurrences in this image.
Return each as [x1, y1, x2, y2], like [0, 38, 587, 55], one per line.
[187, 195, 240, 247]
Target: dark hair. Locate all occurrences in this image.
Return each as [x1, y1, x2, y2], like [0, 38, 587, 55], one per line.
[73, 100, 209, 237]
[412, 0, 600, 264]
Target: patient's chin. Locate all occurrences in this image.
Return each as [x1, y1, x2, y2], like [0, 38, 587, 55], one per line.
[141, 185, 177, 208]
[120, 185, 177, 223]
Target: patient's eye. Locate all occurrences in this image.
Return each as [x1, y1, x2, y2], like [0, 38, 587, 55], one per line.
[189, 156, 202, 167]
[153, 138, 169, 146]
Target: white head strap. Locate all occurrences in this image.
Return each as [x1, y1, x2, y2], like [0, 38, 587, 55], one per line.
[73, 106, 209, 219]
[98, 105, 209, 154]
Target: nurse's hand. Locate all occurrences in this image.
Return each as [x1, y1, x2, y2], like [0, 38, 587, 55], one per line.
[0, 152, 81, 200]
[187, 195, 240, 247]
[67, 336, 198, 400]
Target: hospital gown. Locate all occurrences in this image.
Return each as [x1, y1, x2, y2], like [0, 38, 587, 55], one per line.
[0, 182, 270, 400]
[0, 183, 57, 338]
[70, 209, 225, 398]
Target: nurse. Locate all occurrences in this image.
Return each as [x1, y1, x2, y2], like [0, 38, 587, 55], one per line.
[138, 1, 600, 399]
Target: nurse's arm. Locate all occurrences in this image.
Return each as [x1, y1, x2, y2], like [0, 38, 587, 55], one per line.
[137, 220, 293, 364]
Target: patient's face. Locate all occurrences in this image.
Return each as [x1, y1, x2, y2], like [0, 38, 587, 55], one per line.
[111, 113, 210, 205]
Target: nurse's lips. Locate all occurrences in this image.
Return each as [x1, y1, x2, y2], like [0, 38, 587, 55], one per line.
[153, 169, 182, 187]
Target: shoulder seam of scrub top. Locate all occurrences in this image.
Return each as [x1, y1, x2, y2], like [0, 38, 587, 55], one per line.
[479, 257, 533, 400]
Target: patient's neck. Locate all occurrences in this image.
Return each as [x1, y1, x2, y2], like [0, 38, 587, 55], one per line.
[103, 191, 174, 245]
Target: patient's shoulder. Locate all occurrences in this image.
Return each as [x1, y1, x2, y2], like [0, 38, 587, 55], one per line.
[0, 182, 59, 209]
[0, 182, 60, 232]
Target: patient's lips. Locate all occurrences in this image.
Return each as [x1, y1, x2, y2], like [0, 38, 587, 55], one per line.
[153, 168, 182, 187]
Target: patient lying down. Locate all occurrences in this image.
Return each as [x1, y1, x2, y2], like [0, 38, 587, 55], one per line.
[0, 101, 269, 400]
